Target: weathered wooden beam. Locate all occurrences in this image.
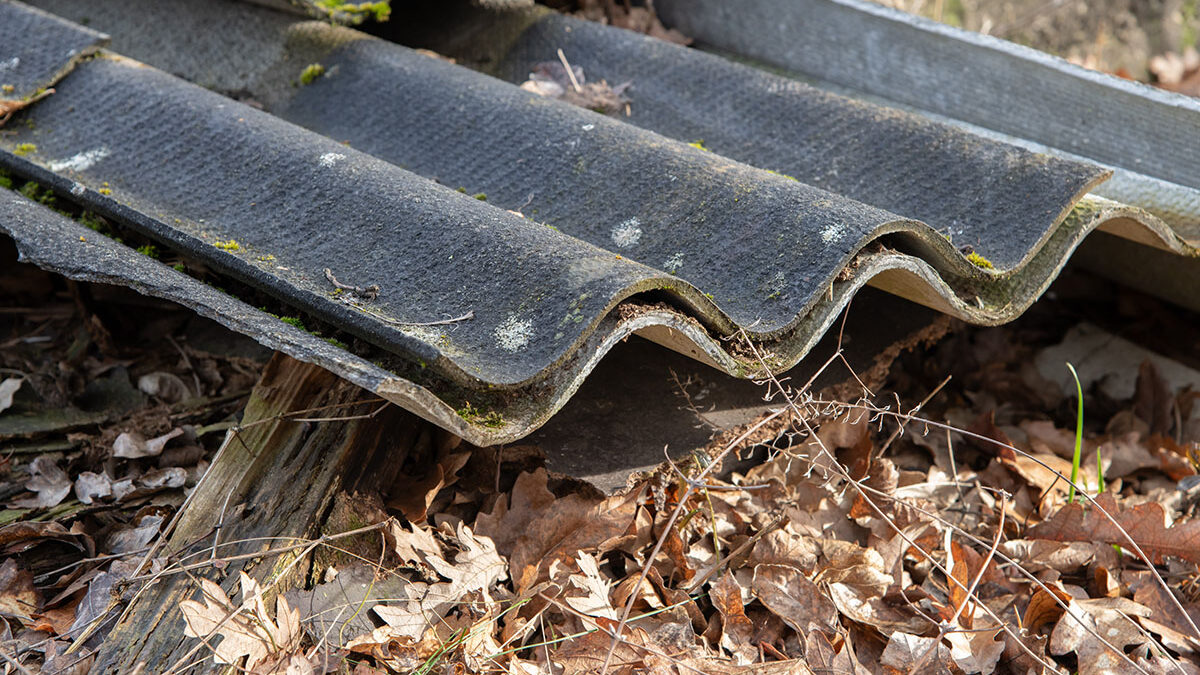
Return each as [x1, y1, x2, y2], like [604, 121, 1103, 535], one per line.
[91, 353, 430, 673]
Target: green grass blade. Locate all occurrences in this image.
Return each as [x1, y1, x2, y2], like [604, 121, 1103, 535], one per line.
[1066, 362, 1084, 504]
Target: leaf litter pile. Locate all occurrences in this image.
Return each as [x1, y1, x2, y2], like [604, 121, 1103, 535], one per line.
[4, 238, 1200, 675]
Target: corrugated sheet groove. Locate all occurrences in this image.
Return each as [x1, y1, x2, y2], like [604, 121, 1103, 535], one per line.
[2, 0, 1198, 444]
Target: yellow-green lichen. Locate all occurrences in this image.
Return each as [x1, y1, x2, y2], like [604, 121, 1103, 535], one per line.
[966, 251, 994, 270]
[473, 193, 487, 201]
[299, 63, 326, 85]
[1, 84, 13, 94]
[688, 140, 709, 152]
[13, 143, 37, 157]
[214, 239, 241, 251]
[456, 401, 504, 428]
[135, 244, 160, 259]
[314, 0, 390, 22]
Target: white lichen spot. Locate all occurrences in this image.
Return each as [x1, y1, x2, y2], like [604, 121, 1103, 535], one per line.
[318, 152, 346, 168]
[0, 57, 18, 72]
[48, 147, 110, 173]
[495, 315, 532, 353]
[663, 252, 684, 274]
[821, 221, 848, 244]
[69, 182, 86, 196]
[766, 271, 786, 296]
[581, 124, 594, 131]
[611, 218, 642, 248]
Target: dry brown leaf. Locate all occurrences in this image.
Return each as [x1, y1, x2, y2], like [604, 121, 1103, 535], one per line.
[1022, 583, 1075, 631]
[1134, 359, 1174, 435]
[828, 581, 933, 635]
[373, 523, 505, 641]
[0, 520, 91, 556]
[386, 520, 442, 565]
[344, 629, 422, 673]
[11, 456, 71, 509]
[849, 457, 898, 519]
[137, 371, 191, 403]
[1003, 539, 1098, 574]
[1049, 597, 1154, 675]
[74, 471, 113, 505]
[880, 632, 952, 674]
[805, 628, 871, 674]
[389, 450, 470, 522]
[179, 572, 302, 670]
[1126, 570, 1200, 654]
[563, 551, 616, 626]
[1027, 492, 1200, 565]
[1097, 432, 1161, 479]
[945, 625, 1005, 674]
[474, 468, 557, 556]
[0, 377, 22, 413]
[112, 427, 184, 459]
[750, 564, 838, 636]
[0, 558, 41, 622]
[747, 527, 820, 571]
[498, 483, 638, 596]
[818, 540, 893, 597]
[31, 604, 76, 635]
[709, 572, 756, 665]
[948, 541, 976, 628]
[426, 522, 507, 594]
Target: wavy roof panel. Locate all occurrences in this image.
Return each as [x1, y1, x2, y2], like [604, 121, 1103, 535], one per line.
[2, 0, 1198, 445]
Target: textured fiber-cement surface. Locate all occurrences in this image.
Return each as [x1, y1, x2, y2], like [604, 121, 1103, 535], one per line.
[653, 0, 1200, 237]
[3, 0, 1200, 446]
[0, 0, 105, 100]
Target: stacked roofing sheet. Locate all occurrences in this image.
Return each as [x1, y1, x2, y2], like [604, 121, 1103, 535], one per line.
[2, 0, 1198, 445]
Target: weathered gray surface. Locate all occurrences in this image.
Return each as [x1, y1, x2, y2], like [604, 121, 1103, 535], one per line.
[0, 0, 105, 100]
[654, 0, 1200, 236]
[3, 0, 1199, 445]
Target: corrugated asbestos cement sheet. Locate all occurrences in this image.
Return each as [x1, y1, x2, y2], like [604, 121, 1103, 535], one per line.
[2, 0, 1198, 446]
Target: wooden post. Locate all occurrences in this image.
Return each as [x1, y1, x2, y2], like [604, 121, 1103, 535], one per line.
[91, 353, 432, 673]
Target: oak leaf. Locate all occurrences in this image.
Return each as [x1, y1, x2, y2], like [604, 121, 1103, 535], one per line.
[179, 572, 302, 671]
[1028, 492, 1200, 565]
